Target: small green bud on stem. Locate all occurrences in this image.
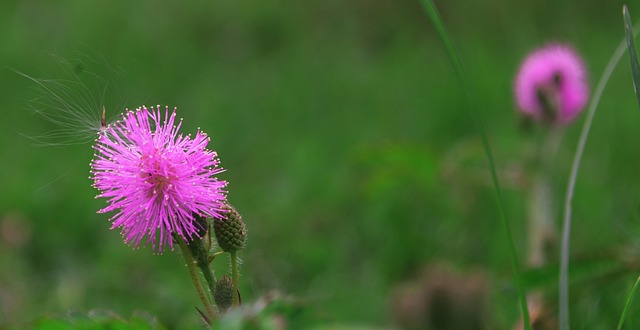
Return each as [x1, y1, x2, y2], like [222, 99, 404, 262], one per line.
[213, 203, 247, 253]
[214, 276, 235, 312]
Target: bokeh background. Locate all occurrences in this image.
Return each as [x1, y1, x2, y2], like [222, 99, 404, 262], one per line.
[2, 0, 640, 328]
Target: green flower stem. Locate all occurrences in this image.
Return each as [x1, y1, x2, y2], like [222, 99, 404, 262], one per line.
[523, 130, 561, 330]
[230, 251, 240, 305]
[187, 235, 218, 301]
[528, 129, 561, 268]
[176, 236, 217, 320]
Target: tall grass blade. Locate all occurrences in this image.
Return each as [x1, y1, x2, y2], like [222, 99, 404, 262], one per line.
[624, 5, 640, 109]
[614, 8, 640, 329]
[418, 0, 531, 328]
[617, 276, 640, 330]
[559, 11, 640, 330]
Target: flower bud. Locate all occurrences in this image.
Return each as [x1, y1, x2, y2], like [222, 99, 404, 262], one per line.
[214, 275, 235, 311]
[213, 203, 247, 253]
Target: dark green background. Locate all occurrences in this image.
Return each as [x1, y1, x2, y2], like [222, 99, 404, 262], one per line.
[1, 0, 640, 328]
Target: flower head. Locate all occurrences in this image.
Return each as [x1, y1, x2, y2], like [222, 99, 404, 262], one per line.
[514, 43, 589, 125]
[90, 105, 227, 253]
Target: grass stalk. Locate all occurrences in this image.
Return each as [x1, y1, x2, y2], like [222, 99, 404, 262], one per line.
[418, 0, 531, 328]
[617, 275, 640, 330]
[559, 15, 637, 329]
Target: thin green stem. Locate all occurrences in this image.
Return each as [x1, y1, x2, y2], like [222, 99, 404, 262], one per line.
[230, 251, 240, 306]
[418, 0, 530, 328]
[559, 35, 632, 330]
[187, 236, 217, 300]
[527, 129, 561, 268]
[617, 275, 640, 330]
[177, 236, 217, 320]
[624, 6, 640, 109]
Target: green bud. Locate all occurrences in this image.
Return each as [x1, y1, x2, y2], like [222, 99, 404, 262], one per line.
[214, 275, 235, 312]
[213, 203, 247, 253]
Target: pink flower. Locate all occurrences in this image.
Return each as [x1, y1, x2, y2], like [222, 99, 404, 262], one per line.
[90, 105, 227, 253]
[514, 44, 589, 125]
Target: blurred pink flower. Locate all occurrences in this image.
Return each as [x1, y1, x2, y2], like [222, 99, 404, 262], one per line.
[514, 44, 589, 125]
[90, 105, 227, 253]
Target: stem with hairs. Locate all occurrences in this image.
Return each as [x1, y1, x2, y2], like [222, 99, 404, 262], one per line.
[230, 251, 240, 305]
[177, 235, 217, 320]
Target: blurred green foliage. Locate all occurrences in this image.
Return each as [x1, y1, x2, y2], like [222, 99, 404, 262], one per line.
[2, 0, 640, 328]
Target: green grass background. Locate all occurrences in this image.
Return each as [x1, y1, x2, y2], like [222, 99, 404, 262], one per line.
[2, 0, 640, 328]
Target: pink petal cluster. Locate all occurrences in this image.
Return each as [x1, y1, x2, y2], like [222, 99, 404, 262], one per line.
[514, 43, 589, 125]
[90, 105, 227, 253]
